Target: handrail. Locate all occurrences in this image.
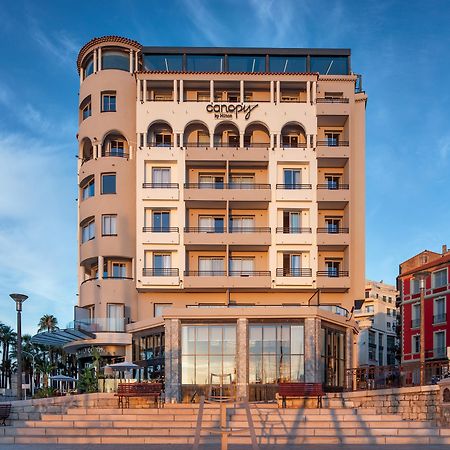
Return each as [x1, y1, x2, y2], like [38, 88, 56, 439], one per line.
[316, 97, 349, 103]
[317, 227, 349, 233]
[147, 142, 174, 147]
[276, 227, 312, 233]
[184, 227, 226, 233]
[143, 227, 179, 232]
[317, 270, 349, 277]
[276, 183, 312, 189]
[276, 268, 312, 277]
[281, 142, 307, 148]
[143, 268, 179, 276]
[184, 183, 271, 189]
[316, 140, 349, 147]
[229, 270, 271, 276]
[142, 183, 179, 188]
[317, 184, 349, 189]
[229, 227, 271, 233]
[184, 271, 226, 276]
[101, 151, 129, 158]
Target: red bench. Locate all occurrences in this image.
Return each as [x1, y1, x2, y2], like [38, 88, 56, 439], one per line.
[278, 382, 323, 408]
[115, 383, 163, 409]
[0, 403, 11, 426]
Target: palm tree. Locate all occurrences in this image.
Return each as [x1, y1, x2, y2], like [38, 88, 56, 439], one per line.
[37, 315, 59, 333]
[0, 323, 16, 388]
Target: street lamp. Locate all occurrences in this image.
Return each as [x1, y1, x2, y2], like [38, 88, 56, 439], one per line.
[413, 272, 430, 385]
[10, 293, 28, 400]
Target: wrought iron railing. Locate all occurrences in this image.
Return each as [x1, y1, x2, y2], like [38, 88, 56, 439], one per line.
[316, 97, 349, 103]
[143, 227, 179, 232]
[184, 183, 270, 189]
[276, 268, 312, 277]
[276, 227, 312, 234]
[143, 268, 179, 277]
[276, 183, 312, 189]
[317, 227, 349, 233]
[317, 184, 350, 190]
[317, 270, 349, 277]
[316, 140, 349, 147]
[142, 183, 179, 189]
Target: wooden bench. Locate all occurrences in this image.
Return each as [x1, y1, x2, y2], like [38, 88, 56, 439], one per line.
[0, 404, 11, 426]
[115, 383, 163, 409]
[278, 382, 323, 408]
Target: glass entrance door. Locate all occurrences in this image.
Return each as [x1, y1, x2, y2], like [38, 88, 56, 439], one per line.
[321, 326, 346, 391]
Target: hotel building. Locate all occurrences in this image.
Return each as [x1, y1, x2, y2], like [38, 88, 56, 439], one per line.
[40, 36, 367, 401]
[354, 281, 398, 367]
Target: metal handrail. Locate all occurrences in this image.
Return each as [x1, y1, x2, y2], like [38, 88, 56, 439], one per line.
[316, 97, 349, 103]
[317, 184, 350, 189]
[316, 140, 349, 147]
[101, 151, 129, 158]
[229, 271, 271, 276]
[317, 227, 349, 233]
[184, 183, 270, 189]
[276, 227, 312, 233]
[184, 227, 226, 233]
[276, 183, 312, 189]
[147, 142, 174, 147]
[230, 227, 270, 233]
[143, 227, 179, 232]
[143, 268, 179, 276]
[184, 271, 226, 276]
[317, 270, 349, 277]
[281, 142, 307, 148]
[276, 268, 312, 277]
[142, 183, 179, 188]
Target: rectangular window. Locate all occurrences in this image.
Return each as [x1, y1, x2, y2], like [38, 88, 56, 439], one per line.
[387, 308, 391, 316]
[412, 303, 420, 320]
[434, 297, 446, 324]
[387, 322, 391, 330]
[81, 220, 95, 243]
[310, 56, 348, 75]
[82, 102, 91, 120]
[102, 214, 117, 236]
[106, 303, 124, 332]
[228, 55, 266, 73]
[229, 258, 254, 275]
[82, 178, 95, 200]
[413, 335, 420, 353]
[383, 295, 387, 302]
[433, 269, 447, 288]
[186, 55, 224, 72]
[325, 217, 341, 233]
[154, 303, 173, 317]
[143, 54, 183, 71]
[325, 132, 340, 146]
[365, 291, 369, 298]
[112, 262, 126, 278]
[365, 305, 374, 313]
[434, 331, 446, 357]
[102, 92, 116, 112]
[152, 211, 170, 231]
[229, 216, 254, 232]
[101, 173, 116, 194]
[283, 169, 301, 188]
[410, 278, 420, 294]
[325, 175, 340, 190]
[282, 253, 302, 276]
[152, 167, 171, 185]
[153, 253, 171, 275]
[199, 216, 225, 233]
[282, 211, 301, 233]
[325, 260, 340, 277]
[198, 257, 225, 275]
[269, 56, 306, 73]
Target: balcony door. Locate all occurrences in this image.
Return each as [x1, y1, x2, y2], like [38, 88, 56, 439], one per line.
[283, 211, 301, 233]
[198, 216, 224, 233]
[325, 175, 340, 190]
[152, 167, 171, 185]
[325, 132, 340, 146]
[325, 260, 340, 277]
[199, 174, 224, 189]
[230, 258, 254, 275]
[107, 303, 124, 332]
[152, 211, 170, 231]
[230, 174, 254, 188]
[230, 216, 254, 232]
[153, 254, 171, 275]
[283, 253, 301, 276]
[199, 257, 224, 275]
[325, 218, 341, 233]
[284, 169, 301, 188]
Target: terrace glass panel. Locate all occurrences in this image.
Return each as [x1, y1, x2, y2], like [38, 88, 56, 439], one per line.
[187, 55, 224, 72]
[270, 56, 306, 73]
[143, 54, 183, 71]
[228, 55, 266, 73]
[310, 56, 349, 75]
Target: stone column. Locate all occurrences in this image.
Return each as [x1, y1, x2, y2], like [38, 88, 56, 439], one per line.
[304, 318, 321, 383]
[240, 80, 244, 102]
[98, 256, 104, 280]
[165, 319, 182, 402]
[179, 80, 184, 102]
[210, 80, 214, 102]
[306, 81, 311, 104]
[236, 318, 248, 400]
[276, 80, 281, 104]
[98, 47, 102, 71]
[129, 49, 133, 73]
[173, 80, 178, 103]
[270, 81, 274, 103]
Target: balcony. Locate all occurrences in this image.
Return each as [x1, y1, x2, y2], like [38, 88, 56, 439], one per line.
[275, 184, 313, 202]
[275, 268, 313, 286]
[183, 270, 271, 289]
[411, 319, 420, 329]
[316, 97, 350, 116]
[184, 227, 271, 246]
[184, 183, 271, 202]
[141, 268, 180, 287]
[276, 268, 312, 277]
[317, 228, 350, 247]
[70, 317, 126, 333]
[316, 271, 350, 290]
[275, 227, 312, 245]
[80, 277, 135, 308]
[433, 313, 447, 324]
[185, 146, 269, 162]
[317, 185, 350, 207]
[316, 141, 350, 164]
[141, 183, 179, 201]
[142, 227, 180, 245]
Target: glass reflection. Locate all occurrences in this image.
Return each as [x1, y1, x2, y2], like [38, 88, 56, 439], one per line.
[310, 56, 348, 75]
[228, 55, 266, 72]
[270, 56, 306, 73]
[187, 55, 224, 72]
[143, 54, 183, 72]
[102, 50, 129, 71]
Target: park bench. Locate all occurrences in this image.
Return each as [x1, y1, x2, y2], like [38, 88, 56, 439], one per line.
[0, 403, 11, 426]
[115, 383, 163, 409]
[278, 382, 323, 408]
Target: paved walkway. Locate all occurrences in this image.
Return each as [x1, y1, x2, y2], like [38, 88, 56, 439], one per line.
[1, 445, 450, 450]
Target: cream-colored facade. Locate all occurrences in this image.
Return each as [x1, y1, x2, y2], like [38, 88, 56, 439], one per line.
[355, 281, 399, 367]
[71, 36, 366, 401]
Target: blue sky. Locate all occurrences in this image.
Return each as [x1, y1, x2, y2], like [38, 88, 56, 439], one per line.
[0, 0, 449, 335]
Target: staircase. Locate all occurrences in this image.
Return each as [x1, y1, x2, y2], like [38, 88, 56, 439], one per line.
[0, 402, 449, 445]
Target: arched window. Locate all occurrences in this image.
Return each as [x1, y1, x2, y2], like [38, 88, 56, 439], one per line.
[102, 132, 129, 157]
[80, 138, 94, 163]
[183, 122, 210, 147]
[102, 48, 129, 71]
[244, 123, 270, 147]
[214, 122, 239, 147]
[83, 54, 94, 78]
[280, 122, 307, 148]
[147, 121, 173, 147]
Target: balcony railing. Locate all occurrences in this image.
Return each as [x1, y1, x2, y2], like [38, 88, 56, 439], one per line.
[317, 184, 350, 190]
[212, 142, 240, 148]
[184, 183, 270, 189]
[184, 227, 226, 233]
[184, 271, 226, 276]
[317, 140, 349, 147]
[184, 142, 210, 147]
[433, 313, 447, 324]
[102, 151, 129, 158]
[244, 142, 270, 148]
[229, 271, 271, 277]
[142, 268, 179, 277]
[411, 318, 420, 328]
[142, 183, 179, 189]
[317, 270, 349, 277]
[276, 268, 312, 277]
[316, 97, 349, 103]
[276, 184, 312, 189]
[143, 227, 179, 232]
[276, 227, 312, 233]
[281, 142, 307, 148]
[230, 227, 271, 233]
[317, 227, 349, 233]
[147, 142, 174, 147]
[184, 270, 270, 277]
[70, 318, 126, 333]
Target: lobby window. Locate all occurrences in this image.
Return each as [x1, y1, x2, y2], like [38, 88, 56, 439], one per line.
[249, 323, 304, 384]
[310, 56, 349, 75]
[152, 211, 170, 232]
[228, 55, 265, 73]
[101, 91, 116, 112]
[80, 95, 91, 121]
[143, 54, 183, 71]
[102, 214, 117, 236]
[102, 49, 129, 71]
[81, 177, 95, 200]
[112, 262, 126, 278]
[181, 324, 236, 385]
[154, 303, 172, 317]
[186, 55, 224, 72]
[433, 269, 447, 288]
[81, 219, 95, 243]
[101, 173, 116, 194]
[413, 335, 420, 354]
[269, 56, 306, 73]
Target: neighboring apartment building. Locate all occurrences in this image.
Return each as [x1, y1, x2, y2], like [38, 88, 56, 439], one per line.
[354, 281, 398, 367]
[34, 36, 367, 401]
[397, 246, 450, 365]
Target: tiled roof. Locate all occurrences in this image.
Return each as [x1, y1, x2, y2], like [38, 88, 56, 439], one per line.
[399, 252, 450, 278]
[77, 36, 142, 72]
[136, 70, 318, 76]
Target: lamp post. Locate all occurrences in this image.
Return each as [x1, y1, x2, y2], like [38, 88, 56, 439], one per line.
[10, 293, 28, 400]
[413, 272, 430, 385]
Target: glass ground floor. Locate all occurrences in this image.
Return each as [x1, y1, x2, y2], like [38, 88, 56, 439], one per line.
[131, 307, 356, 402]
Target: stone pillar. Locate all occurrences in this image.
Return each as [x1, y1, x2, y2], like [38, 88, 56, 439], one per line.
[98, 47, 102, 71]
[312, 81, 317, 103]
[93, 49, 97, 73]
[210, 80, 214, 102]
[98, 256, 104, 279]
[304, 318, 321, 383]
[270, 133, 274, 148]
[179, 80, 184, 102]
[236, 318, 248, 400]
[306, 81, 311, 104]
[240, 80, 244, 102]
[270, 81, 274, 103]
[165, 319, 181, 402]
[239, 133, 244, 148]
[143, 80, 147, 102]
[173, 80, 178, 103]
[129, 49, 133, 73]
[276, 80, 280, 104]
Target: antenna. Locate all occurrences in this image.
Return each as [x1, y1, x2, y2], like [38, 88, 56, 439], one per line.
[325, 60, 334, 75]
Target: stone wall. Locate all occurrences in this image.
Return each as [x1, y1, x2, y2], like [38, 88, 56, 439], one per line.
[333, 385, 440, 423]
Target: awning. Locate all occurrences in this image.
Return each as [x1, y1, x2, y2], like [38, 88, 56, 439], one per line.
[31, 327, 95, 347]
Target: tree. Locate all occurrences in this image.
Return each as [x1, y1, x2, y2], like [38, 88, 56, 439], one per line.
[0, 323, 16, 389]
[37, 315, 59, 333]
